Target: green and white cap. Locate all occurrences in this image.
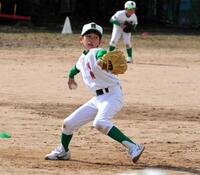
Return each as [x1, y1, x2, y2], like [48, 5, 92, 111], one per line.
[124, 1, 136, 10]
[81, 22, 103, 37]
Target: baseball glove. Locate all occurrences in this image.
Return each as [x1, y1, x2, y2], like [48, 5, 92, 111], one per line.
[123, 21, 134, 33]
[98, 50, 127, 75]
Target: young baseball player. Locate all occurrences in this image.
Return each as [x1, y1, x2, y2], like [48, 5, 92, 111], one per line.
[45, 22, 144, 163]
[109, 1, 138, 63]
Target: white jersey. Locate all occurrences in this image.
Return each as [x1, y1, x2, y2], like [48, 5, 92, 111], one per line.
[111, 10, 138, 26]
[76, 48, 121, 92]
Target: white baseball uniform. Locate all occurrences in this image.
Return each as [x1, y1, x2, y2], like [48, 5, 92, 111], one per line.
[110, 10, 138, 47]
[62, 48, 123, 135]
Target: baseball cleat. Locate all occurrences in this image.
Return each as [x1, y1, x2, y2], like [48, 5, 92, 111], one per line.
[126, 57, 133, 63]
[45, 145, 71, 160]
[127, 60, 133, 63]
[129, 144, 145, 163]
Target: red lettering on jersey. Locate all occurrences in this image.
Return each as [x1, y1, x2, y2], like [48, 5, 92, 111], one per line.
[87, 62, 96, 79]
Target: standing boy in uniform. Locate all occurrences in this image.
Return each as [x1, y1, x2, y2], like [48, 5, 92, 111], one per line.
[109, 1, 138, 63]
[45, 22, 144, 163]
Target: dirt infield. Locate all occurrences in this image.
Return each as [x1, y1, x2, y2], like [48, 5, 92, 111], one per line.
[0, 31, 200, 175]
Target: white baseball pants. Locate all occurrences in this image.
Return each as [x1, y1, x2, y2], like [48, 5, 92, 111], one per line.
[110, 26, 132, 47]
[62, 85, 123, 135]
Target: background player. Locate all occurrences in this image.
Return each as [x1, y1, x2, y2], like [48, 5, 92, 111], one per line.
[109, 1, 138, 63]
[45, 22, 144, 163]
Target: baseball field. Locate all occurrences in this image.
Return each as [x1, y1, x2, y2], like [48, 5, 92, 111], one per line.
[0, 28, 200, 175]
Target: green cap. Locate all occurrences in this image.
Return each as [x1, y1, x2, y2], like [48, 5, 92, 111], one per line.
[0, 132, 11, 138]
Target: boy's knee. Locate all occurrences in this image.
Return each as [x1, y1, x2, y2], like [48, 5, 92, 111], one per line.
[110, 41, 116, 46]
[62, 119, 73, 135]
[93, 119, 112, 134]
[125, 44, 131, 48]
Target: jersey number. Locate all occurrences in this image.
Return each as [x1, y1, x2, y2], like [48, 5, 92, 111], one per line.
[87, 62, 96, 79]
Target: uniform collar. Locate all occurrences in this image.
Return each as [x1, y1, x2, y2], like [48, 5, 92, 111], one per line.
[83, 50, 89, 55]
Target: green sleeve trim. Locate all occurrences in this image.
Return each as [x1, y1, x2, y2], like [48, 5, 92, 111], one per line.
[68, 65, 80, 78]
[110, 18, 120, 26]
[96, 49, 107, 60]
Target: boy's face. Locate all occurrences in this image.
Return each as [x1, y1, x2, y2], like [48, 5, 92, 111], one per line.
[125, 9, 135, 16]
[80, 32, 101, 50]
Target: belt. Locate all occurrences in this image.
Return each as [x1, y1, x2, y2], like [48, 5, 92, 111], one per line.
[96, 88, 109, 96]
